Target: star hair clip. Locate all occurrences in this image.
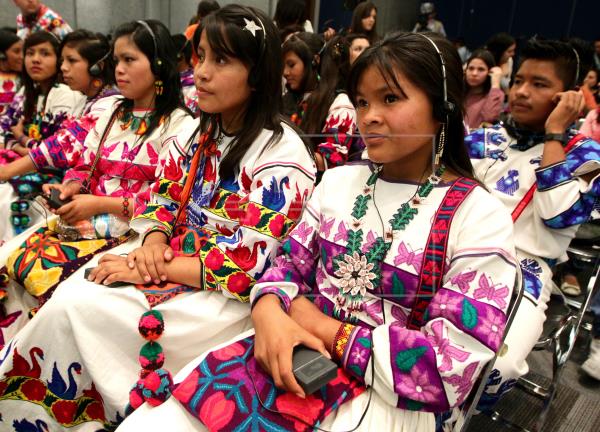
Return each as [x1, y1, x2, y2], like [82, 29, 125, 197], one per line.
[243, 18, 263, 37]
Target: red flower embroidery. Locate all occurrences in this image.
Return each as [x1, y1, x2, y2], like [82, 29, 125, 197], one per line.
[199, 391, 235, 431]
[21, 379, 47, 401]
[85, 401, 106, 421]
[173, 369, 200, 404]
[275, 392, 325, 431]
[205, 248, 225, 271]
[51, 400, 78, 424]
[226, 272, 251, 294]
[242, 203, 261, 227]
[212, 342, 246, 361]
[269, 214, 285, 238]
[155, 207, 173, 223]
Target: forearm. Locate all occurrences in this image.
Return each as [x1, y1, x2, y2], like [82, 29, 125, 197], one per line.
[3, 156, 36, 179]
[540, 140, 567, 168]
[165, 256, 202, 288]
[98, 196, 134, 219]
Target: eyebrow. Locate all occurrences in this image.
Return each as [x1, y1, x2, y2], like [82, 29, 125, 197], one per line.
[515, 73, 553, 85]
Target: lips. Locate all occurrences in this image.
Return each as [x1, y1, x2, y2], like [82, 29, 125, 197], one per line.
[196, 87, 213, 96]
[511, 101, 531, 111]
[29, 66, 42, 73]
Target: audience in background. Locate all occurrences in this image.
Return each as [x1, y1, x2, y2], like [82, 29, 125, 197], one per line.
[464, 49, 504, 130]
[0, 29, 23, 116]
[13, 0, 72, 40]
[485, 32, 517, 93]
[412, 2, 446, 36]
[349, 1, 378, 44]
[347, 32, 370, 65]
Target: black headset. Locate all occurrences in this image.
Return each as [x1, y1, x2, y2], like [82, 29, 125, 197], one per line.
[89, 49, 110, 77]
[417, 33, 456, 122]
[136, 20, 163, 74]
[0, 51, 6, 61]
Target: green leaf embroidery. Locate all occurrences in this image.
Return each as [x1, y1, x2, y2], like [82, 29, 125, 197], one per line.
[183, 233, 196, 254]
[461, 299, 478, 329]
[417, 181, 433, 197]
[346, 229, 363, 254]
[390, 203, 418, 230]
[282, 239, 291, 255]
[284, 271, 292, 282]
[351, 195, 371, 219]
[395, 346, 428, 372]
[321, 246, 328, 266]
[357, 337, 372, 349]
[366, 238, 388, 263]
[349, 365, 363, 376]
[392, 273, 405, 297]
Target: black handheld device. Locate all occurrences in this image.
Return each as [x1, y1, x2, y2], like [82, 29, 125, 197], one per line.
[292, 346, 338, 395]
[45, 189, 71, 209]
[84, 267, 129, 288]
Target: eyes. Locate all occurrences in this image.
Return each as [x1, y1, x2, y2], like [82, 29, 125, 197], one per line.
[197, 50, 228, 65]
[26, 48, 53, 57]
[513, 77, 549, 88]
[355, 93, 400, 109]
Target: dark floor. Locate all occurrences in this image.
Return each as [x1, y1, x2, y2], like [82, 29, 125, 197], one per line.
[466, 279, 600, 432]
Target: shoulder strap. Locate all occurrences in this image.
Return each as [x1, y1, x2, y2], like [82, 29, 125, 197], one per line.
[80, 109, 118, 193]
[406, 177, 479, 330]
[511, 133, 587, 222]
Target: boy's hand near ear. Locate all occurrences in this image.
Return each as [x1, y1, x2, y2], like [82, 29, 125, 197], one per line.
[545, 90, 585, 134]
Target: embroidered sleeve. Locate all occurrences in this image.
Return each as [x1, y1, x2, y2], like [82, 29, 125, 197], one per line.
[316, 94, 357, 169]
[535, 136, 600, 229]
[464, 128, 487, 159]
[200, 137, 316, 302]
[1, 92, 24, 148]
[339, 192, 517, 411]
[250, 183, 323, 311]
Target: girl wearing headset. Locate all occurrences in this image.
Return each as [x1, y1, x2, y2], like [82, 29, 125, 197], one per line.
[0, 7, 315, 430]
[118, 32, 517, 432]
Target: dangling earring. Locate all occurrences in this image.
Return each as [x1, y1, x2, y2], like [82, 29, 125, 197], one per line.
[435, 123, 447, 167]
[92, 78, 102, 88]
[154, 79, 164, 96]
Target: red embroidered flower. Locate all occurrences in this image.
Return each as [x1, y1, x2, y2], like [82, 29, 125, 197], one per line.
[21, 379, 47, 401]
[85, 401, 106, 421]
[223, 194, 242, 220]
[212, 342, 246, 361]
[226, 272, 251, 294]
[242, 203, 261, 227]
[173, 369, 200, 404]
[205, 248, 225, 271]
[268, 214, 285, 238]
[51, 400, 78, 424]
[199, 391, 235, 431]
[155, 207, 173, 223]
[275, 392, 324, 431]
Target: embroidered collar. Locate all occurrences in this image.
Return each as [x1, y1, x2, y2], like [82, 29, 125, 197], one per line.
[117, 108, 163, 136]
[332, 164, 445, 319]
[502, 116, 546, 151]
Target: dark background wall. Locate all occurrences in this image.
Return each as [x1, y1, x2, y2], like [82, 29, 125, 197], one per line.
[316, 0, 600, 48]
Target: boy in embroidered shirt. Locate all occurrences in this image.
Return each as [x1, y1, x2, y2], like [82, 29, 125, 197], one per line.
[14, 0, 72, 40]
[465, 39, 600, 408]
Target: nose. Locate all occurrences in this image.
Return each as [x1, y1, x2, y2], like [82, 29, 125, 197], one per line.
[194, 60, 210, 84]
[359, 104, 382, 128]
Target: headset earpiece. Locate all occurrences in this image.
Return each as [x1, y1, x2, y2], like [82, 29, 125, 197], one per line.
[89, 50, 110, 77]
[0, 51, 6, 61]
[137, 20, 163, 75]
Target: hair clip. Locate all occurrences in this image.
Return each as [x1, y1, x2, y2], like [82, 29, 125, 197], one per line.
[243, 18, 262, 37]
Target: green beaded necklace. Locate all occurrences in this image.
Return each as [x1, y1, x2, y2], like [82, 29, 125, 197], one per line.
[332, 164, 446, 319]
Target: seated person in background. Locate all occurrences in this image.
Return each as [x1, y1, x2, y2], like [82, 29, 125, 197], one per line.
[13, 0, 72, 40]
[0, 29, 118, 183]
[0, 29, 23, 116]
[172, 33, 198, 116]
[115, 31, 517, 432]
[412, 2, 446, 37]
[349, 1, 379, 44]
[464, 49, 504, 131]
[465, 38, 600, 410]
[485, 32, 516, 94]
[347, 32, 370, 65]
[581, 67, 599, 113]
[581, 105, 600, 142]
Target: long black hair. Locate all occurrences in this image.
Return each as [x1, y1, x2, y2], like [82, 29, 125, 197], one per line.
[273, 0, 307, 29]
[60, 29, 115, 87]
[465, 49, 496, 94]
[22, 31, 60, 123]
[485, 32, 515, 66]
[281, 32, 322, 94]
[112, 20, 185, 140]
[350, 2, 378, 44]
[195, 4, 309, 179]
[348, 31, 475, 180]
[301, 35, 351, 140]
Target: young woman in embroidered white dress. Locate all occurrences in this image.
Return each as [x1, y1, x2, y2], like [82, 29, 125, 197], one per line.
[116, 32, 517, 432]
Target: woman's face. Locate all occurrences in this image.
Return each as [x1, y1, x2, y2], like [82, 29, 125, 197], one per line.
[465, 58, 489, 88]
[501, 43, 516, 64]
[349, 38, 370, 65]
[60, 44, 93, 95]
[114, 35, 156, 107]
[361, 8, 377, 32]
[355, 65, 439, 169]
[24, 41, 57, 84]
[283, 51, 305, 92]
[3, 39, 23, 73]
[194, 30, 252, 131]
[583, 69, 598, 89]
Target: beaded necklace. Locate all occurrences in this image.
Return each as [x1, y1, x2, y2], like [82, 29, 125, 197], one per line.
[332, 164, 446, 318]
[117, 109, 158, 136]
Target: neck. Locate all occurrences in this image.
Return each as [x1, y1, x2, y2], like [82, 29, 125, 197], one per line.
[381, 148, 433, 182]
[38, 79, 52, 94]
[133, 93, 155, 110]
[85, 84, 103, 99]
[468, 85, 485, 95]
[221, 106, 247, 135]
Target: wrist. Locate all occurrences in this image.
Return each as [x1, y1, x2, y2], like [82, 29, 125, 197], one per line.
[144, 230, 168, 246]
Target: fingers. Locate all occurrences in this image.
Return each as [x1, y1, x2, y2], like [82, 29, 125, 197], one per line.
[127, 249, 138, 269]
[163, 247, 174, 261]
[277, 349, 305, 398]
[98, 253, 122, 264]
[301, 331, 332, 360]
[153, 247, 167, 281]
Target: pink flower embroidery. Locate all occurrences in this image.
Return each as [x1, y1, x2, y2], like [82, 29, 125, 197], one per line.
[396, 366, 442, 403]
[199, 391, 235, 431]
[428, 290, 463, 319]
[477, 308, 505, 349]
